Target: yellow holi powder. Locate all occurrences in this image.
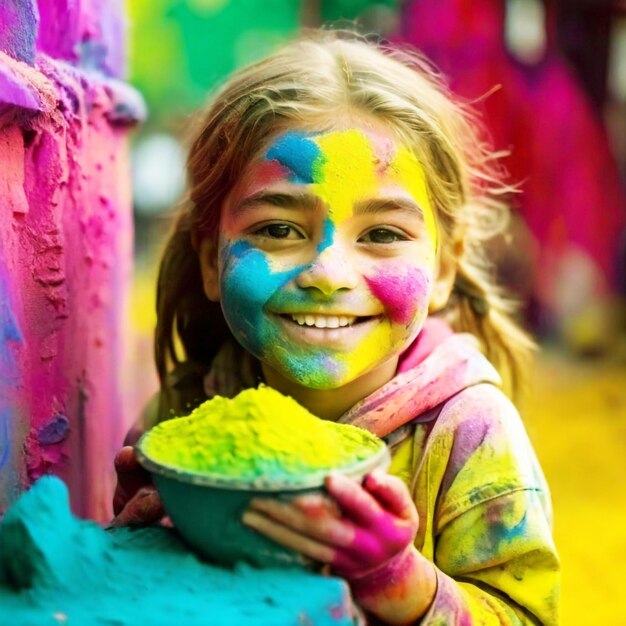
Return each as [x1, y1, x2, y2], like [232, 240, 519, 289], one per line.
[313, 130, 377, 225]
[139, 386, 384, 481]
[390, 147, 438, 248]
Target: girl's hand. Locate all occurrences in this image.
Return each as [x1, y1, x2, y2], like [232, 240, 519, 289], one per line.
[246, 469, 417, 578]
[110, 446, 165, 527]
[243, 470, 436, 623]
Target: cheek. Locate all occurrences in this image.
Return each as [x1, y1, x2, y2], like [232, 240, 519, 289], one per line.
[221, 241, 274, 305]
[365, 265, 431, 325]
[220, 241, 297, 342]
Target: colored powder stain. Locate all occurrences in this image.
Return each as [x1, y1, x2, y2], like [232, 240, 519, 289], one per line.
[0, 1, 38, 64]
[265, 131, 323, 184]
[390, 147, 438, 248]
[317, 216, 336, 254]
[221, 241, 350, 387]
[139, 386, 383, 480]
[283, 350, 344, 389]
[0, 477, 358, 625]
[365, 265, 430, 325]
[0, 263, 23, 370]
[335, 321, 394, 382]
[313, 130, 377, 225]
[246, 159, 290, 192]
[221, 240, 301, 354]
[488, 509, 529, 546]
[0, 410, 9, 470]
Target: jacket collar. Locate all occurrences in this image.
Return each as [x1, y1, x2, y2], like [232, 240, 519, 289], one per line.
[338, 319, 501, 437]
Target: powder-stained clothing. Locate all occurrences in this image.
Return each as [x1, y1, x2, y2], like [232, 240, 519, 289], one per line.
[339, 321, 560, 624]
[139, 320, 559, 625]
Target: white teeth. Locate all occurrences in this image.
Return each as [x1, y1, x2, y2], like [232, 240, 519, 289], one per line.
[290, 314, 356, 328]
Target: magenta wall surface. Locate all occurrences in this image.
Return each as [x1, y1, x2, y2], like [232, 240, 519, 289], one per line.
[0, 0, 144, 521]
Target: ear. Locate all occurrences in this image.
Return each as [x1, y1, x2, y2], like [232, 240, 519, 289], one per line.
[197, 237, 221, 302]
[429, 239, 462, 313]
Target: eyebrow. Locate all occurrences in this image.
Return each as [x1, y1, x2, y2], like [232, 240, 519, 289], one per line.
[232, 192, 321, 216]
[232, 192, 426, 220]
[354, 197, 426, 219]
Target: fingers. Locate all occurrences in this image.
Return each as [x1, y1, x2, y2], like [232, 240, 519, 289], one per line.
[113, 446, 153, 515]
[242, 472, 420, 579]
[363, 470, 417, 523]
[325, 472, 385, 527]
[245, 495, 354, 547]
[109, 487, 165, 527]
[114, 446, 142, 473]
[242, 509, 335, 563]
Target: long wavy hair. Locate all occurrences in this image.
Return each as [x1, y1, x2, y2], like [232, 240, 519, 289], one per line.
[155, 30, 534, 405]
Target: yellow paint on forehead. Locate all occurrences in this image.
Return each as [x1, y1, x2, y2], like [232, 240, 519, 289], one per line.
[390, 147, 438, 248]
[312, 130, 378, 225]
[311, 130, 438, 248]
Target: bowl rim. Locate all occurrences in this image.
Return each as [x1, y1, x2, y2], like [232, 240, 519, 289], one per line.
[134, 437, 390, 491]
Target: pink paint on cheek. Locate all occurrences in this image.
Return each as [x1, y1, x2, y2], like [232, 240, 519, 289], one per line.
[365, 266, 429, 325]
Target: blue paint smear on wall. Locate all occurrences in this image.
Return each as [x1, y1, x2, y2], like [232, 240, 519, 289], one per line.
[0, 261, 22, 375]
[0, 410, 9, 471]
[0, 261, 22, 476]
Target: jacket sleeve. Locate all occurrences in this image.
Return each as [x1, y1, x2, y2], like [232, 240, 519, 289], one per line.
[411, 385, 560, 625]
[422, 488, 560, 624]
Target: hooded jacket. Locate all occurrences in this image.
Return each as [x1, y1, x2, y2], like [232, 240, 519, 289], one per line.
[339, 319, 559, 624]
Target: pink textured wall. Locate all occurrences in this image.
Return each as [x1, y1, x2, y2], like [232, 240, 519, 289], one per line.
[0, 0, 143, 521]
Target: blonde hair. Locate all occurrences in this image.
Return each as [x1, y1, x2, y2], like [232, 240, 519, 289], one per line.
[156, 30, 534, 403]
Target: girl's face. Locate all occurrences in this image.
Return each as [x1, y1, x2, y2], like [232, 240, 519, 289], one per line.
[201, 123, 453, 392]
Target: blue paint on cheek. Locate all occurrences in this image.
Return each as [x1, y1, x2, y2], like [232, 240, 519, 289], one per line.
[265, 132, 322, 184]
[221, 240, 301, 355]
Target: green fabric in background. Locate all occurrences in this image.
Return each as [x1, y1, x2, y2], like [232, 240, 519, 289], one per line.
[127, 0, 396, 124]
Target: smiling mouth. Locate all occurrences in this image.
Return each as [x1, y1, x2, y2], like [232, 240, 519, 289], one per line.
[279, 313, 377, 329]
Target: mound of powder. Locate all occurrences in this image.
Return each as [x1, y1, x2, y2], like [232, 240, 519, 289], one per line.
[0, 477, 360, 625]
[139, 385, 383, 481]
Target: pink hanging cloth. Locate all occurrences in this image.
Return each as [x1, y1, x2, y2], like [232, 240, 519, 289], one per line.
[393, 0, 625, 330]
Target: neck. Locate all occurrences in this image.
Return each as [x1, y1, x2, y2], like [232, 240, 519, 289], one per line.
[260, 358, 398, 421]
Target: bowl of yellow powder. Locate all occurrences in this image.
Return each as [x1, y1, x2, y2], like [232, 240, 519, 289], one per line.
[135, 385, 389, 567]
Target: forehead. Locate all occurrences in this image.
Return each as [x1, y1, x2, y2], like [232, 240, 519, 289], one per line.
[263, 128, 398, 183]
[253, 128, 437, 245]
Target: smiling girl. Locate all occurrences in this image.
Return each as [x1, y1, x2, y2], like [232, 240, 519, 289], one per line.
[113, 32, 559, 625]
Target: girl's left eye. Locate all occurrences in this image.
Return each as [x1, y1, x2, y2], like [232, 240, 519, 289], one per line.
[253, 223, 304, 240]
[359, 228, 407, 244]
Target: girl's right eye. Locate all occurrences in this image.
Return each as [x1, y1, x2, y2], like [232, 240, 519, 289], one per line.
[252, 223, 304, 240]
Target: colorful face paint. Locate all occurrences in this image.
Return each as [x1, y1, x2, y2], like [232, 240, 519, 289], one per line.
[218, 125, 440, 391]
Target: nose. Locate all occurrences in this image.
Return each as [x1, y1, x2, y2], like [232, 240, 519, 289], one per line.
[295, 244, 360, 297]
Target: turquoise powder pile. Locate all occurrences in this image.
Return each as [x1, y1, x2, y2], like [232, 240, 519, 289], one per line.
[0, 477, 360, 625]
